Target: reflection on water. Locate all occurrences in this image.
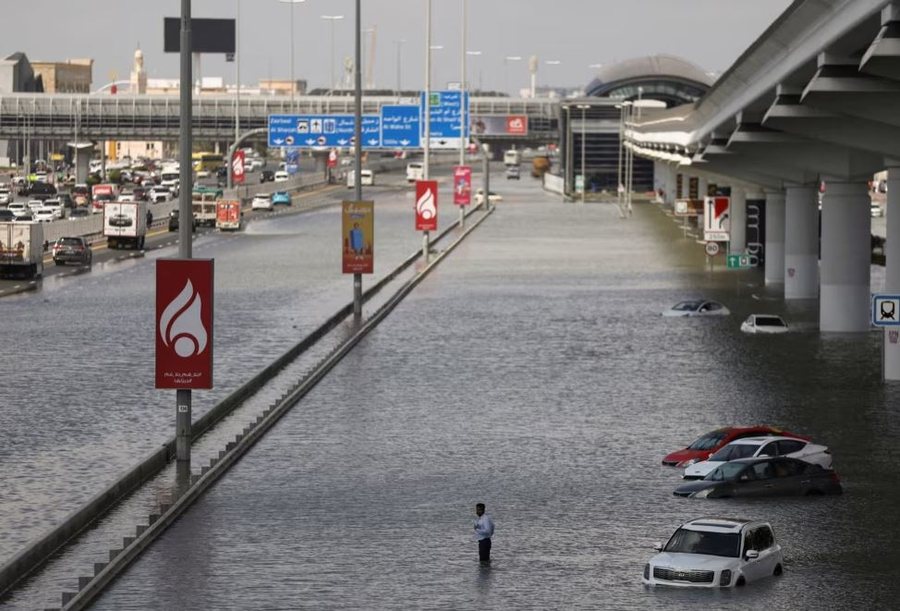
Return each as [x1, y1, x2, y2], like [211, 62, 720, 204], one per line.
[82, 182, 900, 609]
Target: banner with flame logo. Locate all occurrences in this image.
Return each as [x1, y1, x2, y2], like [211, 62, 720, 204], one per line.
[231, 150, 246, 184]
[156, 259, 214, 389]
[415, 180, 438, 232]
[342, 200, 374, 274]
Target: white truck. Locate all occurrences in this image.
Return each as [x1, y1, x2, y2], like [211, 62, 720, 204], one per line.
[503, 149, 521, 166]
[104, 201, 148, 250]
[0, 221, 44, 279]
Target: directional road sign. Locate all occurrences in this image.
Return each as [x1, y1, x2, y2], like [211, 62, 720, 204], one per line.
[381, 105, 421, 148]
[726, 254, 754, 269]
[268, 114, 382, 148]
[421, 90, 469, 149]
[873, 294, 900, 326]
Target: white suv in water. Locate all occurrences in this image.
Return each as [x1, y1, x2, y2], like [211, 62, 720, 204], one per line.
[643, 518, 784, 588]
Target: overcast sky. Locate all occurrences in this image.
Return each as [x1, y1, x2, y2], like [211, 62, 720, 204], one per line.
[4, 0, 792, 93]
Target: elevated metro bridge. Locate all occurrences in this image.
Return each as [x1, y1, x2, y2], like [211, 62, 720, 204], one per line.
[0, 94, 559, 144]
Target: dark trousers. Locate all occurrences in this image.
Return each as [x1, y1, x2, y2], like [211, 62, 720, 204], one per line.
[478, 537, 492, 562]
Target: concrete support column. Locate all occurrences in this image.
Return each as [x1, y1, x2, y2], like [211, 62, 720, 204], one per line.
[764, 189, 786, 285]
[678, 173, 689, 199]
[784, 185, 819, 299]
[820, 181, 871, 332]
[730, 187, 746, 254]
[698, 176, 709, 199]
[884, 169, 900, 378]
[665, 164, 677, 204]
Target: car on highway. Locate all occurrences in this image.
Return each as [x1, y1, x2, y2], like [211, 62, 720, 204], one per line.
[661, 300, 730, 317]
[662, 426, 808, 467]
[272, 191, 291, 206]
[41, 200, 64, 220]
[12, 213, 34, 223]
[683, 436, 832, 480]
[643, 518, 783, 588]
[347, 169, 375, 188]
[51, 236, 92, 267]
[27, 200, 44, 213]
[0, 186, 11, 205]
[741, 314, 789, 334]
[149, 186, 171, 203]
[406, 162, 424, 182]
[167, 209, 197, 233]
[0, 209, 14, 222]
[505, 165, 521, 180]
[33, 208, 56, 223]
[68, 208, 90, 220]
[7, 202, 28, 218]
[27, 181, 57, 201]
[260, 170, 275, 183]
[274, 170, 289, 182]
[475, 188, 502, 204]
[673, 456, 842, 498]
[251, 193, 274, 211]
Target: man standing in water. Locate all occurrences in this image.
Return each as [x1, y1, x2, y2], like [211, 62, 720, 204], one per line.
[474, 503, 495, 564]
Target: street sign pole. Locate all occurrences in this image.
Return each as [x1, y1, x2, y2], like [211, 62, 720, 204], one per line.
[423, 0, 432, 259]
[177, 0, 193, 466]
[353, 0, 363, 319]
[459, 0, 467, 230]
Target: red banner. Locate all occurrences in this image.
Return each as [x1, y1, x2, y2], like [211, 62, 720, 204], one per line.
[327, 149, 338, 169]
[231, 150, 246, 184]
[453, 166, 472, 206]
[156, 259, 214, 389]
[415, 180, 438, 231]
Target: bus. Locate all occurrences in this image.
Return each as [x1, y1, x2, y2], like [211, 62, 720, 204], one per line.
[192, 152, 224, 175]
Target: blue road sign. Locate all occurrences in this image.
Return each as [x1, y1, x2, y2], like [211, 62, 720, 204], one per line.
[380, 105, 421, 148]
[268, 114, 382, 148]
[420, 90, 470, 146]
[873, 294, 900, 326]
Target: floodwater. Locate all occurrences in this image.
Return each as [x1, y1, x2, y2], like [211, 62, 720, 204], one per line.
[90, 179, 900, 609]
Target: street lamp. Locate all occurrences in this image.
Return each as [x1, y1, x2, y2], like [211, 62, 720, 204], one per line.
[576, 103, 590, 204]
[504, 55, 522, 95]
[321, 15, 345, 91]
[278, 0, 305, 109]
[467, 50, 482, 91]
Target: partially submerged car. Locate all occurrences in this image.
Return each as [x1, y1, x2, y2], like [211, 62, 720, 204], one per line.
[643, 518, 784, 588]
[683, 436, 832, 480]
[674, 457, 842, 498]
[662, 426, 808, 467]
[662, 300, 730, 317]
[741, 314, 789, 334]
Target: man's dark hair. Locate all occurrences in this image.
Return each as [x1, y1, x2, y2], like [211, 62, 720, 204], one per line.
[476, 503, 485, 511]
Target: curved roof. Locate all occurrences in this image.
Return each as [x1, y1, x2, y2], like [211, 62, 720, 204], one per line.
[585, 55, 714, 106]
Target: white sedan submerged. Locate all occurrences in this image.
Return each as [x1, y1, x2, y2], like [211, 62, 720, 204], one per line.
[683, 435, 832, 480]
[741, 314, 788, 334]
[662, 300, 730, 317]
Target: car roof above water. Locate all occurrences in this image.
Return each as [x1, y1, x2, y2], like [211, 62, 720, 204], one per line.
[681, 517, 757, 533]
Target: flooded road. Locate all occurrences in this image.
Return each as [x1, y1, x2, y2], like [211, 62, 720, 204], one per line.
[91, 179, 900, 609]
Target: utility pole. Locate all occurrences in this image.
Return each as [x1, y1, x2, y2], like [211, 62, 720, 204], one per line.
[352, 0, 363, 319]
[177, 0, 193, 465]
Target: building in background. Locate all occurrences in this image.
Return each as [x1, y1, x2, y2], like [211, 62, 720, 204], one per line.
[0, 52, 44, 166]
[31, 58, 93, 93]
[259, 79, 307, 96]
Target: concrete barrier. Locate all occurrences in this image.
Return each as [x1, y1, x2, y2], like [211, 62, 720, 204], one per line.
[543, 173, 565, 196]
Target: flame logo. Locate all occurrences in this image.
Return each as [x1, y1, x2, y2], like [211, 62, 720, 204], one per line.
[160, 280, 208, 358]
[416, 187, 436, 220]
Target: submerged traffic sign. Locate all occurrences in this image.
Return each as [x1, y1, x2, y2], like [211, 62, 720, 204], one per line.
[873, 294, 900, 326]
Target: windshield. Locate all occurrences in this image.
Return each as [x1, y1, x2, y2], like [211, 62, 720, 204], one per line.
[58, 238, 82, 246]
[709, 443, 758, 461]
[672, 301, 701, 311]
[705, 462, 749, 481]
[687, 431, 726, 450]
[665, 528, 741, 558]
[756, 316, 785, 327]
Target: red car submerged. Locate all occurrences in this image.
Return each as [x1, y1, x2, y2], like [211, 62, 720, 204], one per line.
[662, 426, 810, 467]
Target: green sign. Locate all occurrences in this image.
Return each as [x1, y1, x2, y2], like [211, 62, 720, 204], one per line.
[727, 254, 754, 269]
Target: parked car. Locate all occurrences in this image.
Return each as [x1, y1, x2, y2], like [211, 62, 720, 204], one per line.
[741, 314, 789, 334]
[252, 193, 274, 211]
[272, 191, 292, 206]
[643, 518, 784, 588]
[661, 300, 730, 317]
[662, 426, 808, 467]
[260, 170, 275, 183]
[51, 236, 92, 266]
[683, 436, 832, 480]
[673, 457, 842, 498]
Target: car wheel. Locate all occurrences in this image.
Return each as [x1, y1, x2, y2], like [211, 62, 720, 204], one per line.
[735, 576, 746, 587]
[773, 564, 783, 577]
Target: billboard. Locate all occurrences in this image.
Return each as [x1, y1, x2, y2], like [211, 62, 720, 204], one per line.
[453, 166, 472, 206]
[342, 201, 374, 274]
[156, 259, 214, 389]
[164, 18, 236, 54]
[704, 196, 731, 242]
[415, 180, 438, 231]
[470, 115, 529, 136]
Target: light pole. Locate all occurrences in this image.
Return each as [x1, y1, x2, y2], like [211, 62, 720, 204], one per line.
[424, 0, 432, 260]
[321, 15, 345, 91]
[467, 50, 482, 92]
[576, 103, 589, 204]
[544, 60, 561, 97]
[235, 0, 240, 143]
[394, 39, 406, 93]
[352, 0, 362, 318]
[459, 0, 467, 229]
[504, 55, 522, 96]
[617, 101, 631, 213]
[278, 0, 305, 108]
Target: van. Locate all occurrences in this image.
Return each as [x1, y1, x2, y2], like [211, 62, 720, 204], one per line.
[274, 170, 289, 182]
[347, 169, 375, 188]
[406, 163, 424, 182]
